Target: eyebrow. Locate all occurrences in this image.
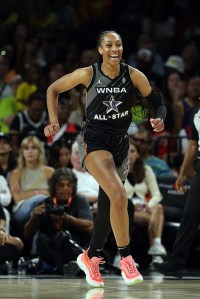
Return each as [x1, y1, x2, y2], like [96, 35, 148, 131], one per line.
[104, 40, 121, 42]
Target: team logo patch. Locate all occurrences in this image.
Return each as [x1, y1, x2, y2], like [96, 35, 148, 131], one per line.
[103, 95, 122, 113]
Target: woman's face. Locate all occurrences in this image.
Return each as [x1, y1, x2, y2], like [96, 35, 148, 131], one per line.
[59, 147, 71, 167]
[23, 141, 40, 163]
[129, 143, 139, 165]
[0, 138, 11, 154]
[167, 73, 182, 93]
[187, 76, 200, 99]
[98, 32, 123, 65]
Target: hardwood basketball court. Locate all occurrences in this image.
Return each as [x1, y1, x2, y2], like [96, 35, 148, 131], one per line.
[0, 271, 200, 298]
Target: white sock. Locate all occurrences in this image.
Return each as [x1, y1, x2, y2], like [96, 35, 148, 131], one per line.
[153, 237, 161, 245]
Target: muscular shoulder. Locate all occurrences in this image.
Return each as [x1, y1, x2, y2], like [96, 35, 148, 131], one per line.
[128, 66, 152, 96]
[72, 66, 93, 87]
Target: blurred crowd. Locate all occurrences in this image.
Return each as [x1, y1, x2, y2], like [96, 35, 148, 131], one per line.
[0, 0, 200, 275]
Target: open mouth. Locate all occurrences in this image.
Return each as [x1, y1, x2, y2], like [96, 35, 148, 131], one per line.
[109, 55, 119, 60]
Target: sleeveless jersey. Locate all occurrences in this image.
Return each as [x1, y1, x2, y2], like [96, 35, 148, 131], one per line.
[85, 62, 135, 135]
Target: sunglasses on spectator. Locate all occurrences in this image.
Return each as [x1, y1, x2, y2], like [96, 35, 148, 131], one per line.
[133, 137, 151, 144]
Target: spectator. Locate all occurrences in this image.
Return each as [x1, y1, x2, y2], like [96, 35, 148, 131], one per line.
[173, 74, 200, 135]
[46, 97, 80, 147]
[182, 42, 200, 77]
[132, 129, 176, 178]
[71, 142, 99, 204]
[164, 55, 185, 75]
[0, 55, 12, 100]
[0, 174, 12, 233]
[0, 132, 17, 179]
[161, 70, 186, 134]
[47, 139, 72, 169]
[24, 167, 93, 274]
[15, 63, 41, 111]
[68, 88, 86, 127]
[128, 33, 165, 81]
[0, 203, 23, 274]
[10, 92, 48, 155]
[133, 48, 163, 87]
[124, 140, 166, 265]
[46, 62, 65, 86]
[0, 74, 21, 133]
[9, 136, 54, 225]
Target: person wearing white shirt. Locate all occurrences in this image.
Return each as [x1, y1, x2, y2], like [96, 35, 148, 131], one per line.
[124, 139, 166, 263]
[0, 175, 12, 233]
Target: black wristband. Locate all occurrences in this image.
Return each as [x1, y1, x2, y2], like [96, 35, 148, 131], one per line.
[155, 105, 167, 120]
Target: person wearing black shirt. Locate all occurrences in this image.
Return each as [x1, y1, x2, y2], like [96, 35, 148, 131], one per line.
[154, 106, 200, 277]
[24, 167, 93, 274]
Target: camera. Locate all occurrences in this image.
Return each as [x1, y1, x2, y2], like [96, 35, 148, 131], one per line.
[44, 204, 69, 216]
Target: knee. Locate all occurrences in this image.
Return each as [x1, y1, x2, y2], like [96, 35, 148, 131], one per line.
[10, 237, 24, 252]
[158, 204, 164, 215]
[155, 204, 164, 215]
[110, 187, 127, 211]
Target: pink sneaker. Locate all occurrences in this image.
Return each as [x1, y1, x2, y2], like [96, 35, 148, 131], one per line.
[120, 255, 143, 285]
[77, 249, 105, 287]
[85, 288, 104, 299]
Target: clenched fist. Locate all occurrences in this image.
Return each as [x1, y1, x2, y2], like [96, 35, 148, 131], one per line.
[44, 123, 60, 137]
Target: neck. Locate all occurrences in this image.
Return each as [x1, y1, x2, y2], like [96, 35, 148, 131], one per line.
[26, 161, 39, 169]
[0, 153, 9, 164]
[101, 63, 120, 79]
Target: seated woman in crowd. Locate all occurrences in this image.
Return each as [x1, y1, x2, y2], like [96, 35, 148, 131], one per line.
[124, 139, 167, 264]
[0, 133, 17, 180]
[9, 136, 54, 224]
[0, 203, 23, 273]
[0, 174, 12, 233]
[47, 138, 72, 169]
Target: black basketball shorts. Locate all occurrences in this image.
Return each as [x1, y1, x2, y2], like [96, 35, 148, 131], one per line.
[76, 129, 130, 181]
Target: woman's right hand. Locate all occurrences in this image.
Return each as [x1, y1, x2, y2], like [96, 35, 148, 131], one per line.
[44, 123, 60, 137]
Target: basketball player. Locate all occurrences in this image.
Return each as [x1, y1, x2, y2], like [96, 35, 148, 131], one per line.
[44, 30, 166, 287]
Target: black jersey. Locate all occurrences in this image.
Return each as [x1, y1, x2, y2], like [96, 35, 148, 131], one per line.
[85, 62, 135, 135]
[10, 110, 48, 143]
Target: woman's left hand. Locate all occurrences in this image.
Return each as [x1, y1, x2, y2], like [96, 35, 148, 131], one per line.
[150, 118, 164, 132]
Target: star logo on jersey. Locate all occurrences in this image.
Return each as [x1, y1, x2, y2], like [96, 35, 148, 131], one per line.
[122, 77, 126, 84]
[103, 95, 122, 114]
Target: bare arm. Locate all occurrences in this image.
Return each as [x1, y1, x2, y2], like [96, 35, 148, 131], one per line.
[44, 67, 92, 137]
[176, 139, 198, 192]
[49, 212, 94, 234]
[9, 170, 50, 204]
[0, 219, 11, 245]
[24, 205, 45, 239]
[129, 67, 152, 97]
[63, 214, 93, 234]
